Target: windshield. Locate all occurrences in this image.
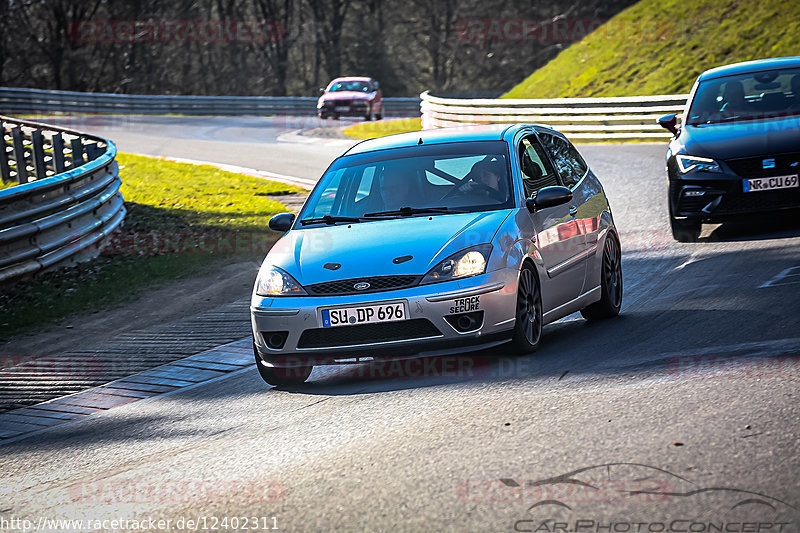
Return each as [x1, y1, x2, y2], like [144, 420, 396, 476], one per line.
[327, 80, 372, 92]
[297, 141, 514, 226]
[686, 67, 800, 125]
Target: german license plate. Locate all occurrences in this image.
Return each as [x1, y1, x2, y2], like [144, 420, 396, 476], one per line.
[321, 301, 406, 328]
[743, 174, 799, 192]
[334, 106, 350, 112]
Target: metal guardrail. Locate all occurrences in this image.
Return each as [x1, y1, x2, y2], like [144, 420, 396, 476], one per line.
[420, 91, 689, 140]
[0, 116, 125, 283]
[0, 87, 422, 117]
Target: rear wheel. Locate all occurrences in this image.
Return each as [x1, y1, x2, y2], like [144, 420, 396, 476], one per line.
[253, 344, 312, 386]
[375, 110, 383, 120]
[581, 233, 622, 321]
[670, 215, 701, 242]
[510, 264, 543, 353]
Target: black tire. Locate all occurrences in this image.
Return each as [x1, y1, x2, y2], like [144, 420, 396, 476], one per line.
[581, 233, 623, 321]
[332, 114, 340, 120]
[253, 344, 312, 386]
[670, 215, 701, 242]
[510, 264, 543, 353]
[364, 107, 373, 121]
[375, 112, 383, 120]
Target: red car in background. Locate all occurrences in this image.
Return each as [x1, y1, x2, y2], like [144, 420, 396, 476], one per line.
[317, 76, 383, 121]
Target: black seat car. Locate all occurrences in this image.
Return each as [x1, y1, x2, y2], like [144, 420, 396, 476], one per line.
[658, 56, 800, 241]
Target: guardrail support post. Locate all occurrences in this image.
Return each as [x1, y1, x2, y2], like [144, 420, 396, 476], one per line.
[70, 138, 84, 168]
[0, 129, 11, 183]
[85, 143, 102, 161]
[31, 129, 47, 180]
[51, 133, 66, 173]
[11, 127, 27, 184]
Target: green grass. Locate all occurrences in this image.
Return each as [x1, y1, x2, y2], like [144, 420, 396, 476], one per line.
[0, 153, 303, 339]
[503, 0, 800, 98]
[343, 118, 422, 140]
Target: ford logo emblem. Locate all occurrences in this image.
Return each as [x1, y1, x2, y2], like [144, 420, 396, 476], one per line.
[354, 282, 371, 291]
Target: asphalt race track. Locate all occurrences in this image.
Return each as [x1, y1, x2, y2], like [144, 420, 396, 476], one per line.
[2, 116, 799, 531]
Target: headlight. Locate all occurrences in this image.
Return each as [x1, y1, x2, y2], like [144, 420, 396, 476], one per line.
[676, 154, 722, 174]
[421, 244, 492, 285]
[255, 266, 306, 296]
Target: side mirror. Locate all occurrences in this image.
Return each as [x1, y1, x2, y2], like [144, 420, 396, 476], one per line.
[269, 212, 296, 232]
[658, 113, 679, 135]
[319, 88, 326, 95]
[526, 186, 573, 213]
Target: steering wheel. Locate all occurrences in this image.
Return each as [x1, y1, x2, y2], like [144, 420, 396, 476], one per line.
[440, 178, 496, 201]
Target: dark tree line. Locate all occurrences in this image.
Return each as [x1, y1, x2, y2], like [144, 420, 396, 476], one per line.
[1, 0, 637, 97]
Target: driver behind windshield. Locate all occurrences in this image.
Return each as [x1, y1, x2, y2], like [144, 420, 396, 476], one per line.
[378, 164, 419, 211]
[457, 158, 507, 201]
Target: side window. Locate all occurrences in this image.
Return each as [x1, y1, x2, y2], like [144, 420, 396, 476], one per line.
[540, 133, 588, 189]
[518, 135, 558, 197]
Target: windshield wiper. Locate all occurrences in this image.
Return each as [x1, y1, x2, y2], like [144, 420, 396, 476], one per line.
[300, 215, 363, 225]
[364, 206, 458, 218]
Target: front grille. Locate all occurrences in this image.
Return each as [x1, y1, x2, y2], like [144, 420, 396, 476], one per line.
[306, 275, 419, 296]
[725, 153, 800, 178]
[297, 319, 442, 349]
[716, 188, 800, 214]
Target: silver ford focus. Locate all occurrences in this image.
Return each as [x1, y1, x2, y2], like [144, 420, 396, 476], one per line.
[251, 124, 622, 385]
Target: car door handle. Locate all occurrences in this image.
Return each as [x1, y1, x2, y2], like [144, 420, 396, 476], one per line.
[569, 205, 578, 216]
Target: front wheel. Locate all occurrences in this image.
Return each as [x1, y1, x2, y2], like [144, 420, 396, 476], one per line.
[581, 233, 622, 321]
[254, 344, 312, 386]
[510, 264, 543, 353]
[670, 215, 701, 242]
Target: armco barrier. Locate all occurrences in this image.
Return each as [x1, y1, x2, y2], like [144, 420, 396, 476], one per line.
[0, 116, 125, 283]
[0, 87, 422, 117]
[420, 91, 688, 140]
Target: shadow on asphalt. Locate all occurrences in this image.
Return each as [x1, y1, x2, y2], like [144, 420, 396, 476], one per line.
[701, 210, 800, 242]
[4, 241, 799, 450]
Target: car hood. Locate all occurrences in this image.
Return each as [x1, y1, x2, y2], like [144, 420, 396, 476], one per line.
[266, 210, 512, 285]
[320, 91, 373, 102]
[680, 117, 800, 159]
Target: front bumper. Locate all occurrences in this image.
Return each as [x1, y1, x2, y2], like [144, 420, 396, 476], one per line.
[318, 100, 371, 117]
[251, 268, 519, 367]
[669, 157, 800, 221]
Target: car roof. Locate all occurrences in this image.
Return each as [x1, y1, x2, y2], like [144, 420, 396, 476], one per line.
[698, 56, 800, 82]
[343, 124, 557, 156]
[329, 76, 373, 83]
